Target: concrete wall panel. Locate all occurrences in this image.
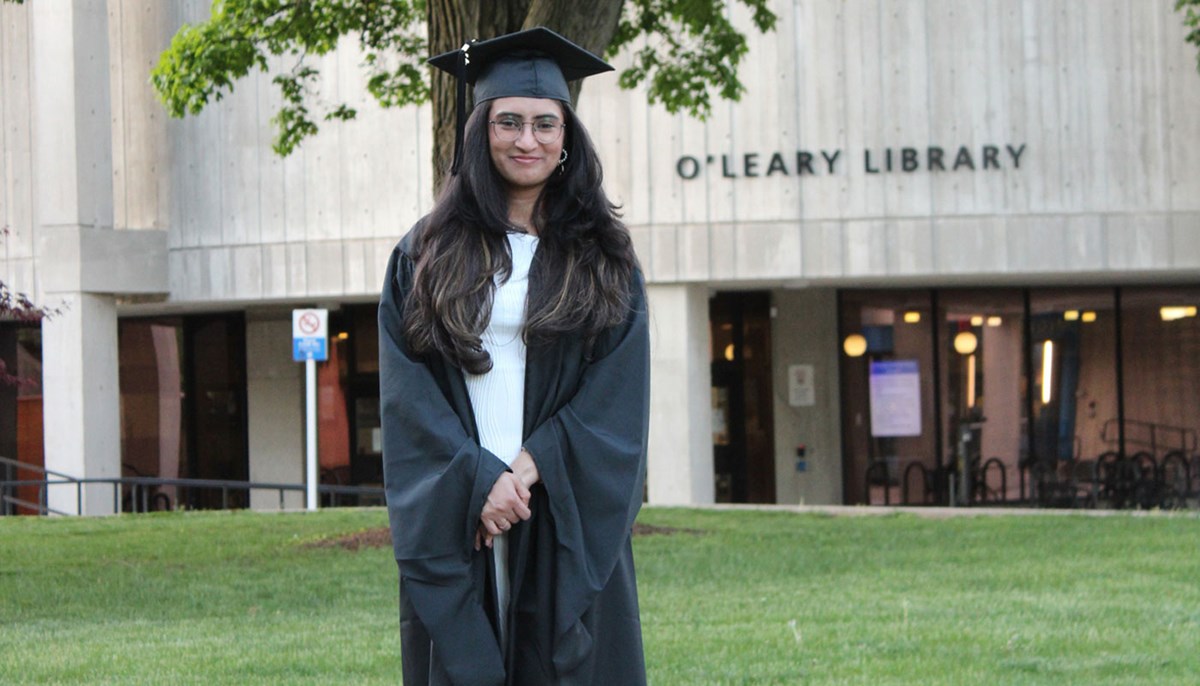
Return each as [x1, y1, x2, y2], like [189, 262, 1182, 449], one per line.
[736, 222, 801, 280]
[262, 243, 288, 299]
[677, 222, 712, 282]
[648, 224, 679, 283]
[1105, 217, 1172, 271]
[842, 223, 888, 277]
[800, 222, 845, 278]
[1170, 216, 1200, 269]
[305, 242, 345, 297]
[932, 220, 1009, 274]
[1167, 4, 1200, 211]
[231, 244, 263, 300]
[285, 242, 307, 297]
[887, 220, 935, 275]
[1, 4, 35, 267]
[7, 0, 1200, 301]
[246, 317, 304, 510]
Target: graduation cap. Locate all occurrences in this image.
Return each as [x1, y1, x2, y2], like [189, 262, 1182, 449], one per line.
[429, 27, 614, 175]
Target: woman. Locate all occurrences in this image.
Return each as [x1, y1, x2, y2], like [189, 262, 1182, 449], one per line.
[378, 28, 650, 686]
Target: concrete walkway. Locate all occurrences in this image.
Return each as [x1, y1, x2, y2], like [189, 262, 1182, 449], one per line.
[648, 503, 1200, 519]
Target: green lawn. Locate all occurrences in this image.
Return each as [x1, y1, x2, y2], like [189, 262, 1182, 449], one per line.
[1, 507, 1197, 685]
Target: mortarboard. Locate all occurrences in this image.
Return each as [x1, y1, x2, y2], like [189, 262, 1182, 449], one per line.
[428, 27, 614, 175]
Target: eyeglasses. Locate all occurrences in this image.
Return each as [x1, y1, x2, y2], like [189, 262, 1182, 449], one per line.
[489, 117, 565, 144]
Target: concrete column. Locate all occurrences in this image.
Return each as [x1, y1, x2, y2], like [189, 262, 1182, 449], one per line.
[30, 0, 118, 514]
[771, 288, 844, 505]
[30, 0, 114, 232]
[646, 283, 714, 505]
[42, 294, 120, 515]
[246, 317, 304, 510]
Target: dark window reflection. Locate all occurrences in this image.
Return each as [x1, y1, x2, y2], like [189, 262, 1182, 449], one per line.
[1119, 288, 1200, 460]
[839, 291, 936, 505]
[939, 290, 1026, 504]
[841, 284, 1198, 509]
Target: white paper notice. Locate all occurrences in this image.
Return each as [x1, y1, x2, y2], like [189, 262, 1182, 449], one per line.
[788, 364, 815, 407]
[869, 360, 922, 437]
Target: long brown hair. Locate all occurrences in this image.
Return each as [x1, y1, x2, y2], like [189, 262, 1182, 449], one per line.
[403, 102, 639, 374]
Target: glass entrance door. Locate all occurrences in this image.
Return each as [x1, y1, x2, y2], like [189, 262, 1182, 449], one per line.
[710, 291, 776, 504]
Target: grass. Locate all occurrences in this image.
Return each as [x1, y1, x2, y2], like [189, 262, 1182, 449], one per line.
[1, 507, 1197, 684]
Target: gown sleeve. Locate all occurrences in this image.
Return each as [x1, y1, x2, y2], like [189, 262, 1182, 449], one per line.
[379, 241, 511, 559]
[379, 241, 509, 685]
[519, 269, 651, 674]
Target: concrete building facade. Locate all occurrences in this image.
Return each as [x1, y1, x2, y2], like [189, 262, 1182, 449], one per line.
[2, 0, 1199, 514]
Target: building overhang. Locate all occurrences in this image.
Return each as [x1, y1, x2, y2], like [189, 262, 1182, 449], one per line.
[37, 226, 168, 296]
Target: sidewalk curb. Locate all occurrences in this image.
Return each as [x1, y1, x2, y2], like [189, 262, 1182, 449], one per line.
[644, 503, 1200, 519]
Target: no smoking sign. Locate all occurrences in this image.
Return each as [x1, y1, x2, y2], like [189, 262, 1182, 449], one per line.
[298, 311, 322, 335]
[292, 309, 329, 362]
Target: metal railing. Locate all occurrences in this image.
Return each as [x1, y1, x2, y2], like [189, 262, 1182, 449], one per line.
[0, 456, 384, 516]
[1102, 418, 1198, 456]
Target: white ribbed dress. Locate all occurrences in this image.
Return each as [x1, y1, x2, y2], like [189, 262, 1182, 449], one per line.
[464, 230, 538, 641]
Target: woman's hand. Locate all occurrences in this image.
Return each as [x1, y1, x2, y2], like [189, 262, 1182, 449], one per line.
[474, 523, 494, 551]
[510, 448, 541, 490]
[475, 451, 542, 551]
[480, 472, 531, 537]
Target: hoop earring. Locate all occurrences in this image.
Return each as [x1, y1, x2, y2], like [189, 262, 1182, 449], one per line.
[558, 149, 569, 175]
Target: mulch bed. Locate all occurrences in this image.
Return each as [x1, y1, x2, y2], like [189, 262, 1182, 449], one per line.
[631, 522, 702, 537]
[305, 522, 700, 552]
[303, 527, 393, 552]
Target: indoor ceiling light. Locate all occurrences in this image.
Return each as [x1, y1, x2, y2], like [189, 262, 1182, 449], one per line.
[843, 334, 868, 358]
[987, 316, 1002, 327]
[954, 331, 978, 355]
[904, 311, 921, 324]
[1161, 306, 1198, 321]
[1063, 310, 1080, 321]
[1041, 340, 1054, 405]
[1081, 311, 1097, 323]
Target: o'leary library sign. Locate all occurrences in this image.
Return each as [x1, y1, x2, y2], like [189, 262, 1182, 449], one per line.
[676, 144, 1027, 179]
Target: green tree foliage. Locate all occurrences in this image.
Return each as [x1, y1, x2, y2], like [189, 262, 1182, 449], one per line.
[1180, 0, 1200, 74]
[149, 0, 775, 157]
[612, 0, 777, 118]
[151, 0, 429, 155]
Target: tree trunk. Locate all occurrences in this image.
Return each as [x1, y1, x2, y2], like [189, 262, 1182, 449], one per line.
[524, 0, 624, 105]
[427, 0, 624, 196]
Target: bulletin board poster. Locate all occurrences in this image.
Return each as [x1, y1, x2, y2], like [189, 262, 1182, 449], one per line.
[869, 360, 922, 437]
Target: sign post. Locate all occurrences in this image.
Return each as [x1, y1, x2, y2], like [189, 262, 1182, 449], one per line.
[293, 309, 328, 511]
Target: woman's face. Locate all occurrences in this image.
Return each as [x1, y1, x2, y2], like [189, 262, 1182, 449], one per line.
[487, 97, 566, 194]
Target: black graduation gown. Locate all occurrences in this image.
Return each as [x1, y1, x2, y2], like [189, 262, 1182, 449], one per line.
[378, 230, 649, 686]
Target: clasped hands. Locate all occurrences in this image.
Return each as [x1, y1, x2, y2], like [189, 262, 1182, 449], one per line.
[475, 449, 540, 551]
